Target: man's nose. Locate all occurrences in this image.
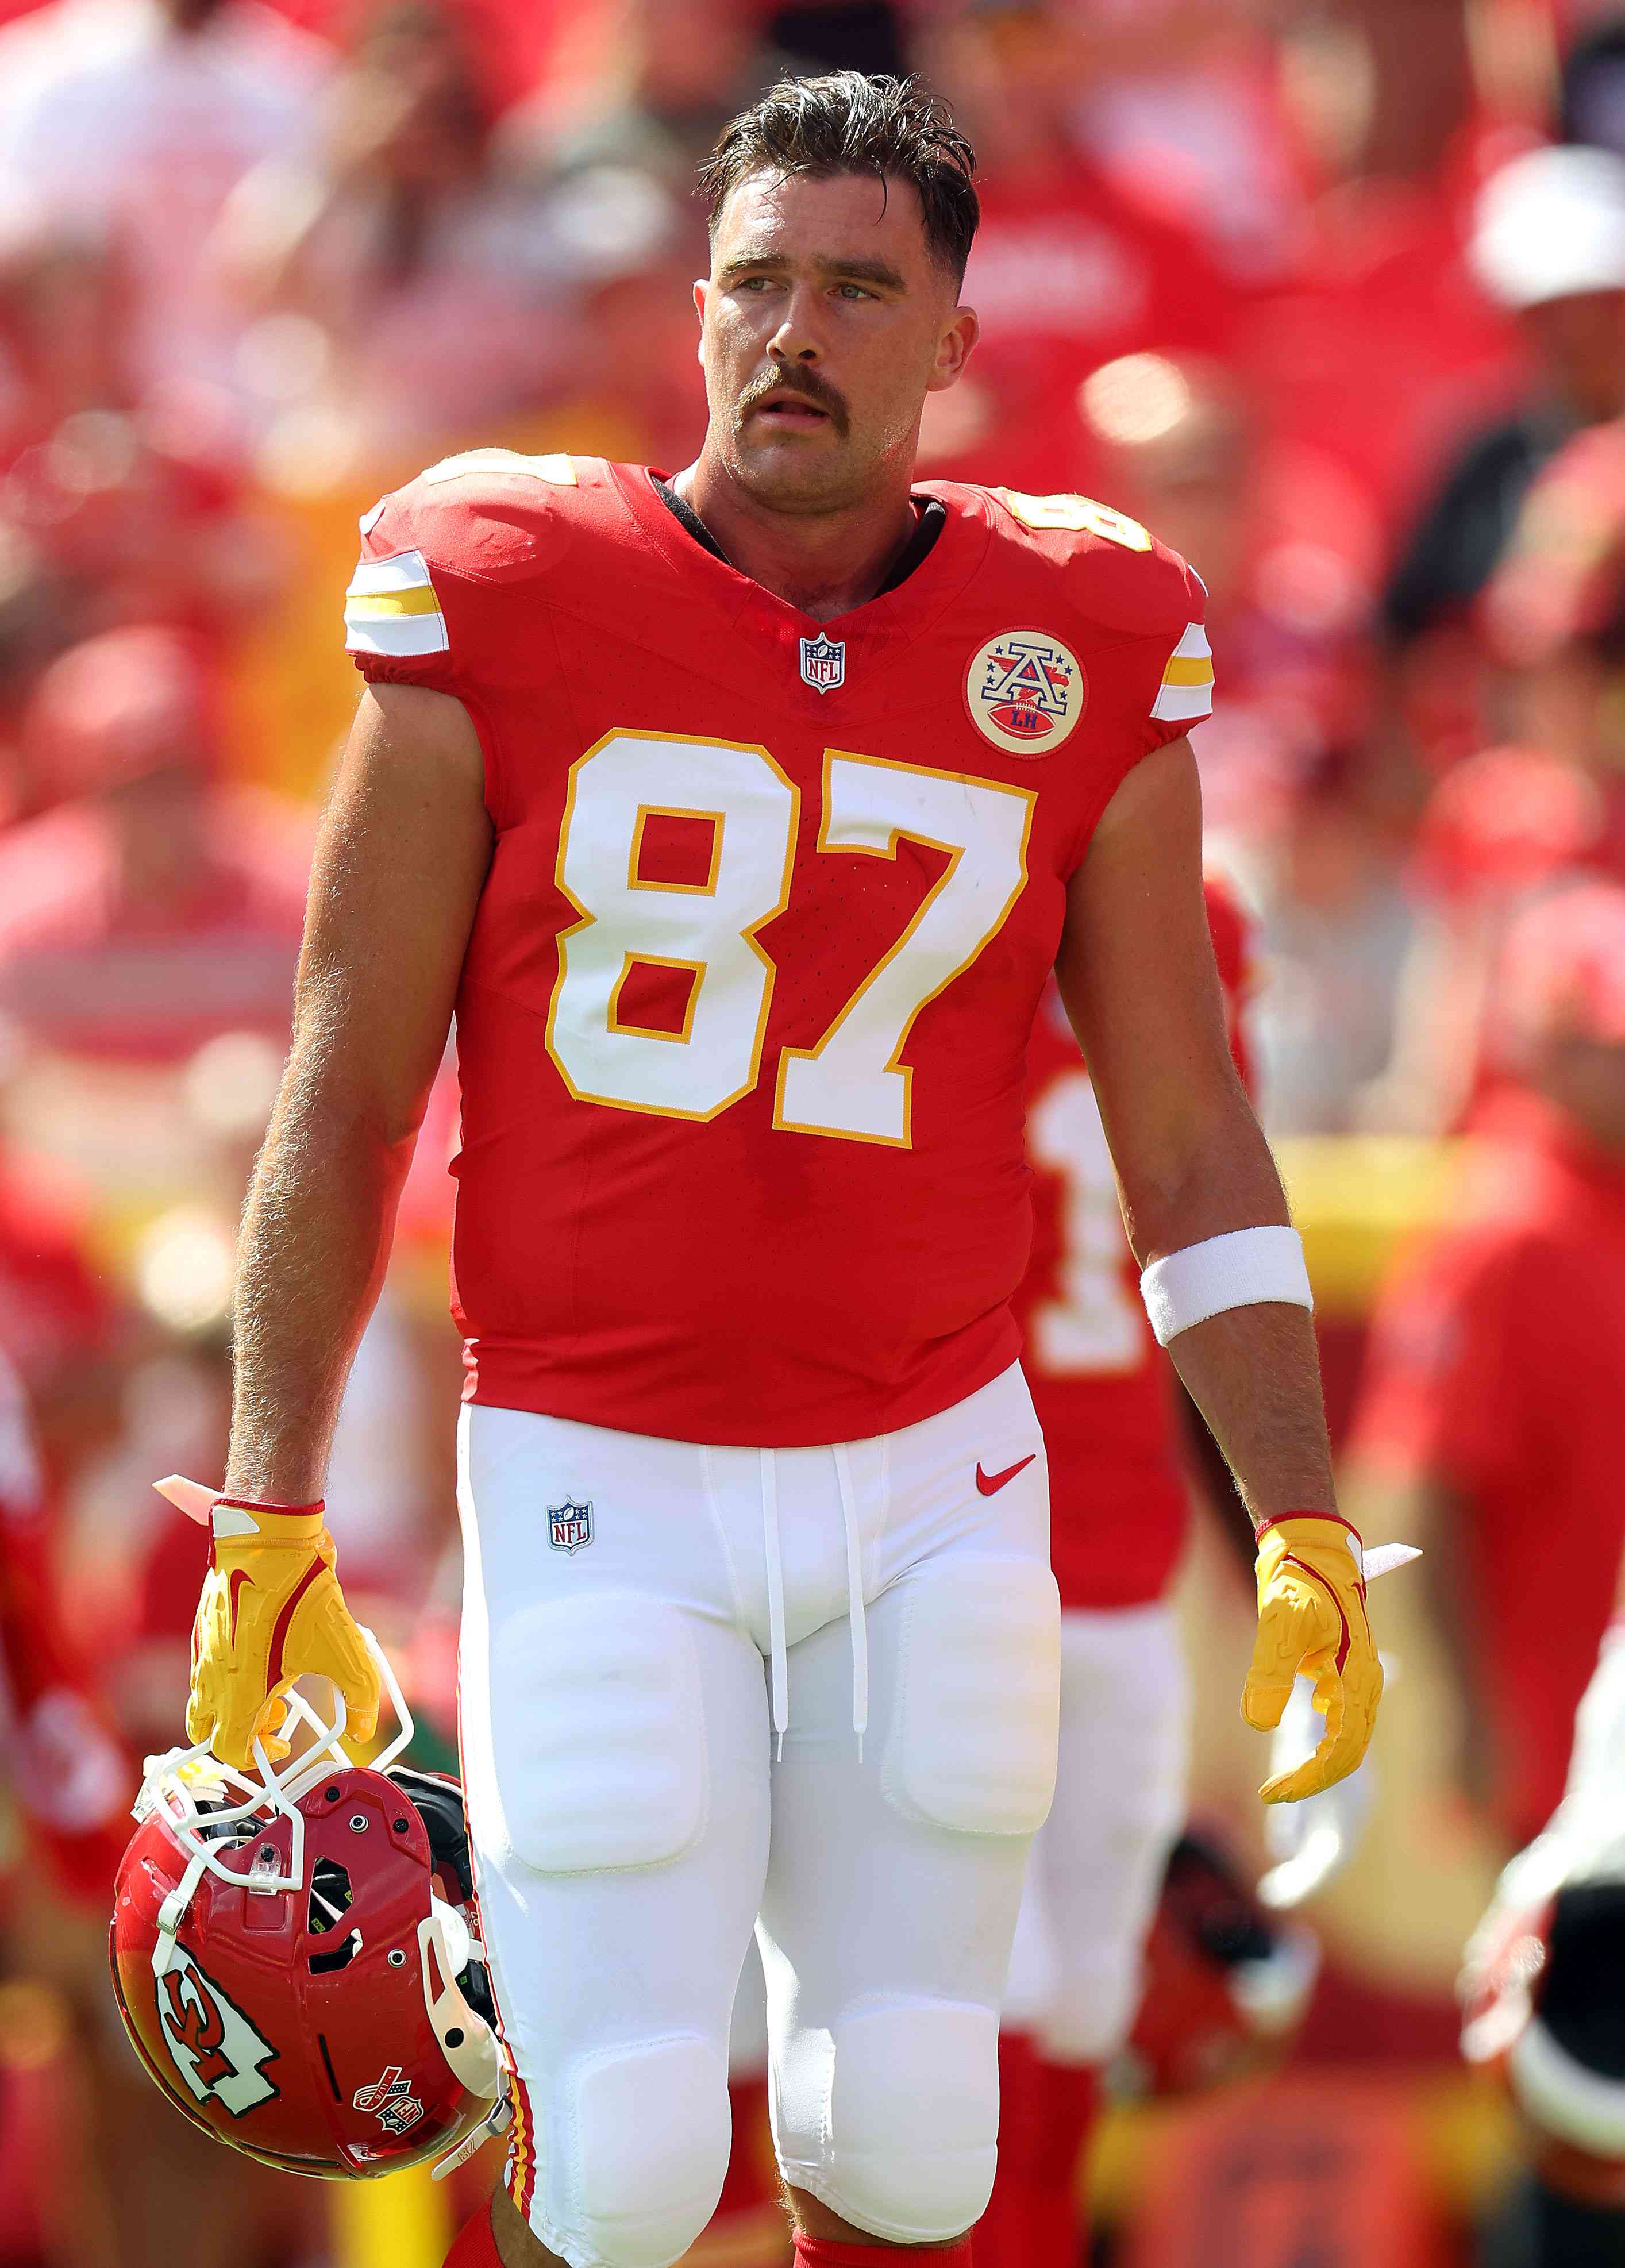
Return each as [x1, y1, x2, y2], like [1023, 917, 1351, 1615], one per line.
[768, 288, 822, 364]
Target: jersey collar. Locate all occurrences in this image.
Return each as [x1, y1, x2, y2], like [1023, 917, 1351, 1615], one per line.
[609, 461, 992, 667]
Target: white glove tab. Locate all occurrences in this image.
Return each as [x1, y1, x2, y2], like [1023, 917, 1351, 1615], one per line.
[1257, 1670, 1379, 1909]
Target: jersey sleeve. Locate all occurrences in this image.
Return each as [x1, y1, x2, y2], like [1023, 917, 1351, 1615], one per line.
[995, 491, 1215, 767]
[341, 450, 583, 820]
[344, 491, 467, 697]
[1062, 529, 1215, 867]
[1091, 552, 1214, 761]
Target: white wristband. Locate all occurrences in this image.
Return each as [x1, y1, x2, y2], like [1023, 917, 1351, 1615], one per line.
[1140, 1225, 1314, 1347]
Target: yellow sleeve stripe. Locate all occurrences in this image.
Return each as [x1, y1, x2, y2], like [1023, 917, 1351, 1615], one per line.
[1151, 618, 1215, 723]
[345, 545, 448, 656]
[345, 584, 442, 619]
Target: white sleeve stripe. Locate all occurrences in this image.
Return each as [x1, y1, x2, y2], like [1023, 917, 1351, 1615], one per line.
[1150, 680, 1214, 722]
[346, 548, 436, 597]
[1170, 620, 1211, 661]
[344, 612, 450, 659]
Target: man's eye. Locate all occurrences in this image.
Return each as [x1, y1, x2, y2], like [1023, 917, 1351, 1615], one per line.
[835, 283, 870, 300]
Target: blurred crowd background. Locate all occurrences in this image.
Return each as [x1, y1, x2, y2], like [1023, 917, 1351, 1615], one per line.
[8, 0, 1625, 2262]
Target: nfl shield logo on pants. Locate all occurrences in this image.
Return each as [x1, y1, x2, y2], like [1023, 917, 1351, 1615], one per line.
[549, 1499, 593, 1554]
[799, 633, 845, 694]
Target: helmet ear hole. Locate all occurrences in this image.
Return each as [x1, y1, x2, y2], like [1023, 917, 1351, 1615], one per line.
[309, 1929, 361, 1975]
[309, 1858, 353, 1935]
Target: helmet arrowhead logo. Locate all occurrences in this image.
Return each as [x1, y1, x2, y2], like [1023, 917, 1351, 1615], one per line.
[161, 1967, 233, 2089]
[155, 1946, 279, 2116]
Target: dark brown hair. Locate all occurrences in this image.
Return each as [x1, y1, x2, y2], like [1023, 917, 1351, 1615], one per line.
[696, 72, 979, 286]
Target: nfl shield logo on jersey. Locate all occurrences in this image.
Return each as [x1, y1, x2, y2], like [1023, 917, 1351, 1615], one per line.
[799, 633, 845, 694]
[549, 1499, 594, 1554]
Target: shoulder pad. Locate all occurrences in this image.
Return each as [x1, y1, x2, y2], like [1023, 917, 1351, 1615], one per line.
[989, 486, 1201, 640]
[359, 451, 600, 586]
[416, 447, 582, 491]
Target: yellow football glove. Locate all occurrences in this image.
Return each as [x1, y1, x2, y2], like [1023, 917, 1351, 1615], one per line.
[157, 1477, 380, 1772]
[1242, 1513, 1415, 1805]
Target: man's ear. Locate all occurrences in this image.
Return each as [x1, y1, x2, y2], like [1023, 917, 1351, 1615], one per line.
[693, 277, 708, 367]
[927, 303, 980, 394]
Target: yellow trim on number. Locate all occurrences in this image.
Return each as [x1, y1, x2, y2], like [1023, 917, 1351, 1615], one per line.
[772, 746, 1037, 1150]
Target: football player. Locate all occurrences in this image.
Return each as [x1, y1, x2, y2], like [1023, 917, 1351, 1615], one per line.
[183, 72, 1397, 2268]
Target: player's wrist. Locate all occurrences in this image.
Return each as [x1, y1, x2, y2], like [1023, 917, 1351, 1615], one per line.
[213, 1495, 327, 1546]
[1253, 1511, 1361, 1546]
[1253, 1512, 1365, 1586]
[216, 1495, 324, 1515]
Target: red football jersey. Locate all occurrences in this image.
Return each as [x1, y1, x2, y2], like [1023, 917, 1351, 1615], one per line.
[1018, 879, 1255, 1609]
[1351, 1089, 1625, 1843]
[346, 453, 1212, 1448]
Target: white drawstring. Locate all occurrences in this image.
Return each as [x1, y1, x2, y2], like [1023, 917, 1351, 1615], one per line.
[833, 1442, 868, 1759]
[758, 1443, 868, 1762]
[761, 1449, 789, 1761]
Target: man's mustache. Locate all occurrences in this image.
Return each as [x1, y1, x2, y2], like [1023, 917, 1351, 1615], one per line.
[738, 365, 850, 438]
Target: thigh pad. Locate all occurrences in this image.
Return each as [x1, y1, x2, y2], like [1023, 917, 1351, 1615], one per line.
[489, 1591, 707, 1873]
[882, 1558, 1060, 1836]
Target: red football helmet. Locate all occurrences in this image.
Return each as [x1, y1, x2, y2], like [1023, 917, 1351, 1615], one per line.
[1123, 1831, 1320, 2097]
[109, 1654, 506, 2179]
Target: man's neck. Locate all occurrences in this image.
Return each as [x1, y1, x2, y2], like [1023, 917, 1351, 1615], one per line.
[672, 454, 921, 623]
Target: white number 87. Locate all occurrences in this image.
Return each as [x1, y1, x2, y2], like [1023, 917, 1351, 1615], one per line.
[545, 730, 1036, 1147]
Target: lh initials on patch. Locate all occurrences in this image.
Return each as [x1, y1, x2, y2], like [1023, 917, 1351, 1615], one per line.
[548, 1499, 594, 1554]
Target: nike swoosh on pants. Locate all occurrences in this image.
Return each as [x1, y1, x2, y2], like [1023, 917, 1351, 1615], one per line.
[975, 1454, 1036, 1496]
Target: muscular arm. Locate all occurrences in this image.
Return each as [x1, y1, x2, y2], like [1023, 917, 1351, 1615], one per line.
[1056, 738, 1335, 1524]
[225, 684, 491, 1503]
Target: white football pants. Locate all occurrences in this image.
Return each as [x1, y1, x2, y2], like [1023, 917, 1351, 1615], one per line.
[1002, 1602, 1189, 2064]
[456, 1365, 1060, 2268]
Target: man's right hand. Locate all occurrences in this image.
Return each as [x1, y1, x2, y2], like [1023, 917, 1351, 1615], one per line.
[157, 1479, 380, 1770]
[1242, 1513, 1419, 1804]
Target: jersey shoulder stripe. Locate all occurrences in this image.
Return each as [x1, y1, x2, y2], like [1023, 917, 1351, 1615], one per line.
[344, 548, 448, 658]
[1150, 619, 1214, 722]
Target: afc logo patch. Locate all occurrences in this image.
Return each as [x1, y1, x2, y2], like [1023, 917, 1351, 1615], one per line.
[155, 1944, 279, 2116]
[799, 633, 845, 694]
[965, 627, 1085, 757]
[549, 1499, 594, 1554]
[353, 2065, 427, 2135]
